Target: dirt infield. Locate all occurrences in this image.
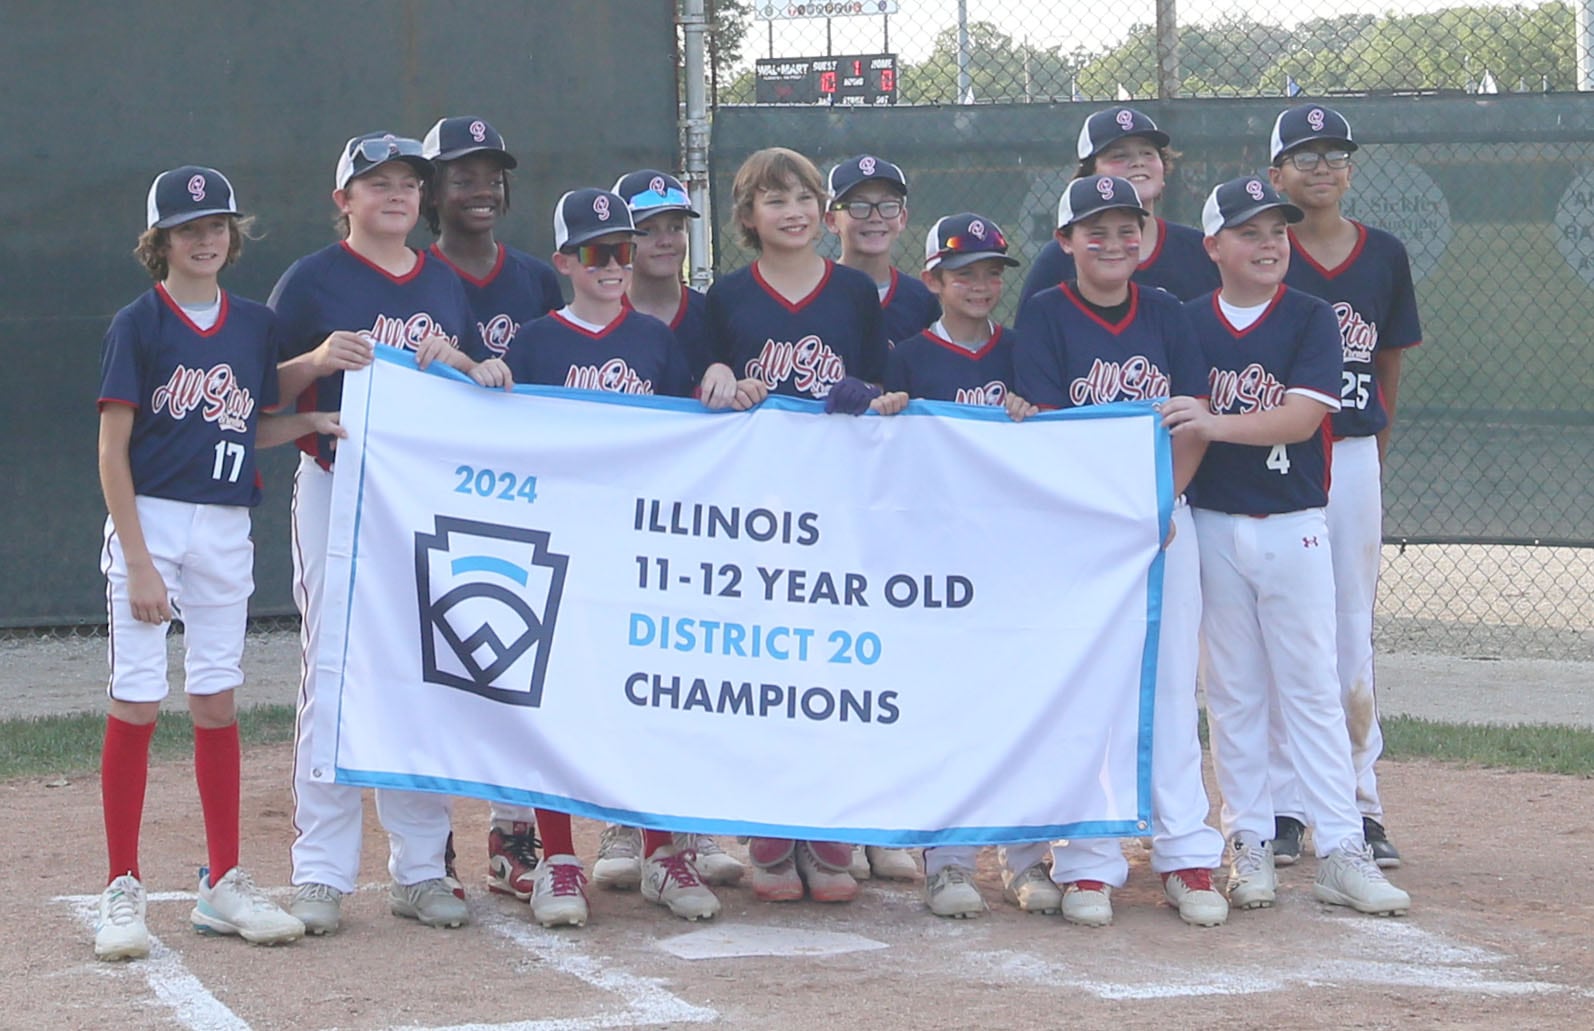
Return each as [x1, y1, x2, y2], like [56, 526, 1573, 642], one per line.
[9, 744, 1592, 1030]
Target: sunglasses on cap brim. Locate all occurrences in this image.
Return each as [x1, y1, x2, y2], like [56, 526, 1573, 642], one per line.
[353, 137, 426, 163]
[627, 187, 696, 213]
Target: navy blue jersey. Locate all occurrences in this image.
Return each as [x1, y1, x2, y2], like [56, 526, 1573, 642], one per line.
[98, 285, 280, 507]
[1284, 223, 1422, 439]
[269, 242, 481, 467]
[885, 322, 1018, 406]
[1021, 218, 1219, 304]
[706, 260, 888, 400]
[504, 308, 691, 398]
[1184, 287, 1343, 516]
[625, 287, 714, 385]
[879, 268, 941, 345]
[1013, 283, 1208, 410]
[429, 242, 563, 357]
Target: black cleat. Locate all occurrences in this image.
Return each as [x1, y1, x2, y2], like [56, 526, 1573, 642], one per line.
[1270, 816, 1305, 867]
[1362, 817, 1402, 869]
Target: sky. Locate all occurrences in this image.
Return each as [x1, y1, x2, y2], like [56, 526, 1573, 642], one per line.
[741, 0, 1500, 68]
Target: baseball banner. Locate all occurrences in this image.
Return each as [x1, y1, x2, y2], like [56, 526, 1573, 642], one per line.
[312, 349, 1173, 845]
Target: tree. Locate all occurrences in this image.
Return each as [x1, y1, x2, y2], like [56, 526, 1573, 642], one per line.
[900, 21, 1076, 104]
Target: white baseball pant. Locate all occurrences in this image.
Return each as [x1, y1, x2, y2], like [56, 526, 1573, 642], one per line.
[290, 454, 452, 892]
[102, 497, 252, 703]
[1269, 435, 1385, 823]
[1195, 506, 1363, 855]
[996, 503, 1223, 887]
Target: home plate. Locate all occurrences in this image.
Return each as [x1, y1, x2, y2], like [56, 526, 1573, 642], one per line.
[658, 923, 889, 959]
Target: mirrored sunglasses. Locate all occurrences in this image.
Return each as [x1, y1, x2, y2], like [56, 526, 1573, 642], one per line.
[572, 241, 636, 268]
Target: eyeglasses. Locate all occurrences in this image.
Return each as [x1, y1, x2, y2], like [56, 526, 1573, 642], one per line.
[352, 136, 426, 163]
[571, 241, 636, 268]
[831, 198, 904, 220]
[1284, 149, 1351, 171]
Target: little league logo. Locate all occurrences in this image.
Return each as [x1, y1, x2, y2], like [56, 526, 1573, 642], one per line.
[414, 516, 568, 707]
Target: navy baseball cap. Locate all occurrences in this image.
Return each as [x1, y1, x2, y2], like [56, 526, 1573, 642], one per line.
[553, 188, 645, 250]
[1056, 175, 1149, 230]
[1076, 108, 1171, 161]
[923, 212, 1020, 271]
[612, 169, 699, 219]
[827, 155, 908, 201]
[1201, 176, 1305, 236]
[146, 166, 238, 229]
[422, 116, 518, 167]
[335, 132, 430, 190]
[1270, 104, 1358, 162]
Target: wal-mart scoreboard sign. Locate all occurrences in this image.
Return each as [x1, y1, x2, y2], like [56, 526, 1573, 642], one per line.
[313, 351, 1171, 845]
[755, 53, 898, 105]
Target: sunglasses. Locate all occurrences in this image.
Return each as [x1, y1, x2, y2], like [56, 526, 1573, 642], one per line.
[941, 227, 1009, 253]
[1284, 149, 1352, 171]
[352, 136, 426, 163]
[569, 241, 636, 268]
[628, 186, 692, 211]
[831, 198, 904, 220]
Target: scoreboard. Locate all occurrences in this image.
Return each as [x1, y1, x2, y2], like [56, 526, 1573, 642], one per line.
[754, 54, 898, 106]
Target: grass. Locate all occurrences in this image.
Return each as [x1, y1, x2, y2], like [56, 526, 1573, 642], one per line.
[1378, 714, 1594, 777]
[2, 705, 1589, 781]
[0, 705, 296, 781]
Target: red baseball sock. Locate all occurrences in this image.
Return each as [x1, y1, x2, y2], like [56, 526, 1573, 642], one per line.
[102, 716, 157, 884]
[642, 830, 672, 858]
[536, 809, 575, 858]
[193, 722, 241, 886]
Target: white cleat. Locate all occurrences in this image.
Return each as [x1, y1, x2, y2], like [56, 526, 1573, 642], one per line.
[95, 874, 149, 961]
[193, 867, 305, 944]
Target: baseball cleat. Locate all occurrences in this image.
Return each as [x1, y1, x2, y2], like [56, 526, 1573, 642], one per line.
[1002, 861, 1063, 915]
[192, 866, 304, 944]
[1314, 840, 1410, 916]
[1227, 837, 1277, 910]
[1059, 880, 1113, 927]
[925, 864, 985, 918]
[531, 855, 590, 927]
[390, 878, 470, 928]
[95, 874, 150, 961]
[641, 845, 720, 921]
[1362, 817, 1402, 869]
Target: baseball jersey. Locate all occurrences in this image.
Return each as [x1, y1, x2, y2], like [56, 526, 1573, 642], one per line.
[504, 308, 691, 398]
[99, 284, 281, 507]
[885, 321, 1019, 406]
[624, 287, 714, 384]
[1021, 218, 1219, 303]
[1184, 287, 1343, 515]
[879, 267, 942, 345]
[1013, 283, 1207, 410]
[1284, 223, 1422, 439]
[428, 242, 563, 357]
[706, 260, 888, 399]
[269, 242, 481, 467]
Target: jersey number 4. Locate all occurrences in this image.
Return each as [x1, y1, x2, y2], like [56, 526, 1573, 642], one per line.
[211, 441, 245, 482]
[1266, 443, 1292, 475]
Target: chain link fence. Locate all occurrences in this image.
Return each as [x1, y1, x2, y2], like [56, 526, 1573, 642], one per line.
[705, 3, 1594, 660]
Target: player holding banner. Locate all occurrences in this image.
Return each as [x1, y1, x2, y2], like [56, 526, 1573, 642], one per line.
[1012, 176, 1228, 927]
[270, 132, 505, 936]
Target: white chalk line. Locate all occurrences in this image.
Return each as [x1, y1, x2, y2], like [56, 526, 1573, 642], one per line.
[56, 885, 717, 1031]
[63, 895, 250, 1031]
[964, 906, 1585, 1001]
